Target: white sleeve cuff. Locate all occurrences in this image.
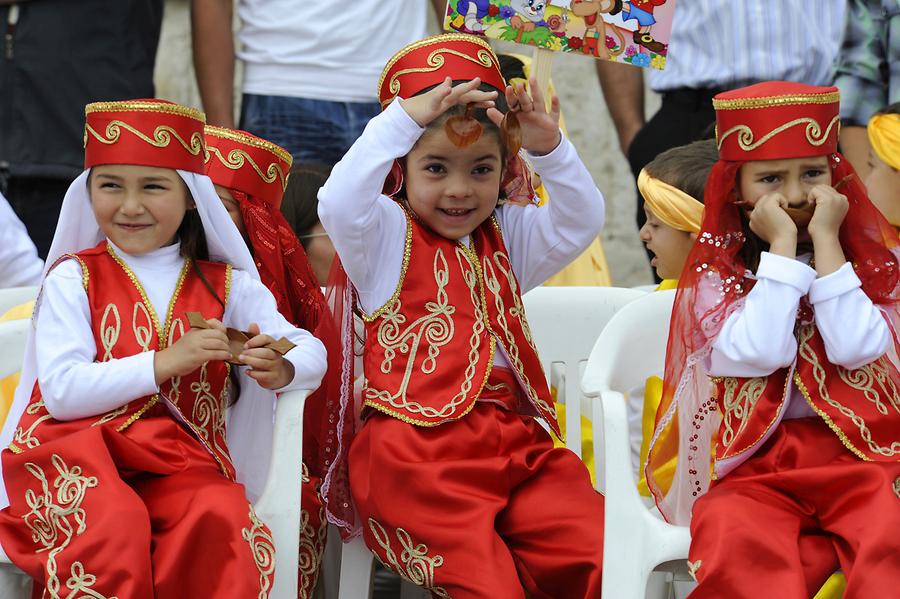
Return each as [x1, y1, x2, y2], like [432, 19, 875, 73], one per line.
[755, 251, 817, 293]
[809, 262, 861, 304]
[386, 98, 427, 143]
[526, 131, 571, 168]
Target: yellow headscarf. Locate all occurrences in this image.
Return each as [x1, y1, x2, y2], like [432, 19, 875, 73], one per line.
[868, 113, 900, 170]
[637, 169, 704, 234]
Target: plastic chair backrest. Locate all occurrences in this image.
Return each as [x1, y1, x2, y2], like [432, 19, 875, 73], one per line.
[0, 287, 37, 318]
[582, 290, 675, 396]
[0, 319, 29, 379]
[522, 286, 646, 454]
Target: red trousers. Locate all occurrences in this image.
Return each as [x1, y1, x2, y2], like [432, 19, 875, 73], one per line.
[349, 369, 604, 599]
[299, 467, 327, 599]
[689, 418, 900, 598]
[0, 414, 275, 599]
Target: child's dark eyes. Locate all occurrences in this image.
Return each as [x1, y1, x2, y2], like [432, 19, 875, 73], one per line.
[759, 175, 780, 184]
[99, 182, 121, 190]
[424, 164, 445, 174]
[803, 169, 826, 179]
[472, 165, 494, 175]
[144, 183, 167, 191]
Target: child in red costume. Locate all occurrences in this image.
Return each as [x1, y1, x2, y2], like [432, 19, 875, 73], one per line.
[0, 99, 327, 598]
[647, 82, 900, 597]
[203, 126, 341, 599]
[318, 34, 605, 598]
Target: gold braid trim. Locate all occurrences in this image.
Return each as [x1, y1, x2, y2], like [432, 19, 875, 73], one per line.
[205, 126, 293, 164]
[86, 100, 205, 121]
[362, 215, 413, 322]
[793, 372, 870, 461]
[713, 91, 840, 110]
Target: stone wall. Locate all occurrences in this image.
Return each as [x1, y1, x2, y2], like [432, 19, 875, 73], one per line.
[155, 0, 655, 285]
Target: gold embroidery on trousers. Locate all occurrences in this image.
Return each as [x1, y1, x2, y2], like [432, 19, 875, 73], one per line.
[893, 477, 900, 499]
[687, 560, 702, 581]
[368, 519, 451, 598]
[797, 325, 900, 458]
[14, 401, 52, 449]
[298, 503, 327, 599]
[21, 455, 112, 599]
[242, 505, 276, 599]
[719, 377, 766, 449]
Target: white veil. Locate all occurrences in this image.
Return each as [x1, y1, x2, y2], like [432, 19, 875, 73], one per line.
[0, 169, 276, 507]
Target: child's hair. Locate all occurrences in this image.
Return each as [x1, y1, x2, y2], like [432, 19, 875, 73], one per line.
[644, 139, 719, 204]
[281, 162, 332, 247]
[497, 54, 527, 83]
[875, 101, 900, 117]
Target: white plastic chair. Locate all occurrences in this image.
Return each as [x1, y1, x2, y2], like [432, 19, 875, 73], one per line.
[581, 290, 692, 599]
[522, 285, 647, 460]
[0, 287, 37, 318]
[0, 317, 310, 599]
[336, 286, 647, 598]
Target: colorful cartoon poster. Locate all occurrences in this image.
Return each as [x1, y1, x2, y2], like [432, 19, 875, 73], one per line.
[445, 0, 675, 70]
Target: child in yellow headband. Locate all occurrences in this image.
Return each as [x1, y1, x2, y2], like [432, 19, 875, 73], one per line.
[638, 139, 718, 284]
[866, 103, 900, 231]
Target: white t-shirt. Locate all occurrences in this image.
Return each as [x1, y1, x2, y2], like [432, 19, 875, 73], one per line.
[238, 0, 431, 103]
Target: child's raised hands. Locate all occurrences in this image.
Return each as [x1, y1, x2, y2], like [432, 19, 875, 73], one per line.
[748, 193, 799, 257]
[488, 77, 562, 156]
[154, 317, 231, 384]
[807, 185, 849, 240]
[400, 77, 497, 127]
[239, 322, 296, 390]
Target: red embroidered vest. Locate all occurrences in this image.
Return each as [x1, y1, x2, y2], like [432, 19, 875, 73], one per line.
[362, 213, 559, 435]
[712, 323, 900, 466]
[9, 242, 237, 479]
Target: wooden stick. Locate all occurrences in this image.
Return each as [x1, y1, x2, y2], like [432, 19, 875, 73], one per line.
[530, 48, 555, 110]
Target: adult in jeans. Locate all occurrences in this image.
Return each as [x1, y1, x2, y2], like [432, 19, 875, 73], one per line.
[192, 0, 446, 166]
[0, 0, 163, 257]
[595, 0, 846, 273]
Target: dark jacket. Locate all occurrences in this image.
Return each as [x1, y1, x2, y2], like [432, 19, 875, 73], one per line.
[0, 0, 163, 180]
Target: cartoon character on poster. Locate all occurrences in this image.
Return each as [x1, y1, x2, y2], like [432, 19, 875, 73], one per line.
[446, 0, 674, 69]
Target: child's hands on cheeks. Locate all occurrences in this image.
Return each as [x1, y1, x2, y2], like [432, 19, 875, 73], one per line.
[807, 184, 849, 240]
[154, 317, 231, 384]
[400, 77, 497, 127]
[748, 193, 799, 258]
[239, 323, 295, 390]
[487, 77, 562, 156]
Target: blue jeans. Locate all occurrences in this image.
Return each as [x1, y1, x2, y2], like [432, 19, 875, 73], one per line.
[239, 94, 382, 166]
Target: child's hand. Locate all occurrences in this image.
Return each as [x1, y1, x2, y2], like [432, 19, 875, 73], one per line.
[807, 185, 849, 240]
[239, 323, 296, 390]
[749, 193, 798, 256]
[487, 77, 561, 156]
[400, 77, 497, 127]
[154, 317, 231, 384]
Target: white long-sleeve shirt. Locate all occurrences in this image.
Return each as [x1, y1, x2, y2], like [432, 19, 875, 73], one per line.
[709, 251, 891, 419]
[318, 100, 606, 368]
[0, 191, 43, 288]
[35, 241, 327, 422]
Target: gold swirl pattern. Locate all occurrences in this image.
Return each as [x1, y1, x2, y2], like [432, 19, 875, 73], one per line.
[298, 501, 327, 599]
[385, 48, 496, 104]
[797, 325, 900, 459]
[368, 519, 450, 598]
[717, 116, 840, 153]
[84, 121, 205, 157]
[242, 506, 276, 599]
[206, 145, 289, 191]
[21, 455, 109, 599]
[838, 359, 900, 417]
[99, 304, 121, 362]
[14, 400, 52, 450]
[719, 377, 766, 449]
[132, 302, 153, 353]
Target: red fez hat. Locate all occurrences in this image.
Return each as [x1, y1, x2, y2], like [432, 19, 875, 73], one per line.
[713, 82, 840, 161]
[84, 99, 207, 173]
[378, 33, 506, 108]
[204, 126, 293, 209]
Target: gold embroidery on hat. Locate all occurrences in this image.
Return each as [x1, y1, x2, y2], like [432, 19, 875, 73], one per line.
[206, 145, 289, 191]
[85, 121, 205, 157]
[384, 48, 497, 104]
[717, 116, 840, 152]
